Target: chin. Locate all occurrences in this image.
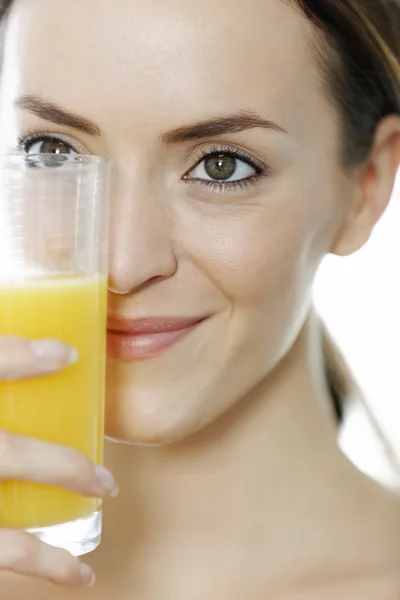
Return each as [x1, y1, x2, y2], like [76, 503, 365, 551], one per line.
[104, 392, 209, 447]
[103, 328, 272, 447]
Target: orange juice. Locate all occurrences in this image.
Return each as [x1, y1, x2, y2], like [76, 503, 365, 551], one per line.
[0, 274, 107, 528]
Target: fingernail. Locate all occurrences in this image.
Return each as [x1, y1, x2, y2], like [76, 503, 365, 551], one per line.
[94, 465, 119, 497]
[29, 339, 79, 365]
[79, 563, 95, 586]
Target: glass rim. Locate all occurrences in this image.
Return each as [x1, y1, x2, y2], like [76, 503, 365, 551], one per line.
[0, 153, 111, 167]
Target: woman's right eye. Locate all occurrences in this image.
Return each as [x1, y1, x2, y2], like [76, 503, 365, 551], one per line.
[18, 134, 83, 169]
[21, 135, 79, 156]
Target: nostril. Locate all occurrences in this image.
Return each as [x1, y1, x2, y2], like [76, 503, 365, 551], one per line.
[107, 285, 132, 295]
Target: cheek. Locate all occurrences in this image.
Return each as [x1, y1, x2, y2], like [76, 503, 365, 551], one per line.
[181, 203, 314, 312]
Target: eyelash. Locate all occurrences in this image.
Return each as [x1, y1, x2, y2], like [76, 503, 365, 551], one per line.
[17, 132, 271, 194]
[17, 130, 83, 154]
[184, 144, 270, 193]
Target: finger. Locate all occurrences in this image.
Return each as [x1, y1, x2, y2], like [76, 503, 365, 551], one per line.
[0, 530, 95, 588]
[0, 336, 78, 381]
[0, 430, 119, 497]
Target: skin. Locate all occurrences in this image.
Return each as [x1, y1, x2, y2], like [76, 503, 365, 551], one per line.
[0, 0, 400, 597]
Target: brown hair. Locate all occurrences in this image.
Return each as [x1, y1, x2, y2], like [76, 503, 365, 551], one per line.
[288, 0, 400, 423]
[0, 0, 399, 448]
[291, 0, 400, 476]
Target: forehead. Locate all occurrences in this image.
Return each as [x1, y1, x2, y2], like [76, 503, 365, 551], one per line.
[3, 0, 325, 135]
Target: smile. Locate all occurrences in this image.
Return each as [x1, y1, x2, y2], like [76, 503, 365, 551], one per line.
[106, 316, 207, 361]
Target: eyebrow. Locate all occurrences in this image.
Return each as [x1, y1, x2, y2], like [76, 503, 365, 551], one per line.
[15, 95, 102, 137]
[15, 96, 287, 143]
[161, 110, 287, 143]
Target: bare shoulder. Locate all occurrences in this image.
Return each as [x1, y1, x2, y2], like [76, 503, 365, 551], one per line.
[277, 482, 400, 600]
[358, 479, 400, 562]
[281, 570, 400, 600]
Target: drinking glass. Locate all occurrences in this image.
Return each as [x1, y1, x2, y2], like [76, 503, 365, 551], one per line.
[0, 153, 111, 556]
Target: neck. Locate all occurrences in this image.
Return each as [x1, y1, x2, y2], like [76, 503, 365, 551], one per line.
[101, 309, 367, 591]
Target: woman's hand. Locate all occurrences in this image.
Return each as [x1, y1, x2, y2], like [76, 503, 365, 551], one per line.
[0, 335, 117, 588]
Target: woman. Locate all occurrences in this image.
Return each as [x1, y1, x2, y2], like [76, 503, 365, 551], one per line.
[0, 0, 399, 598]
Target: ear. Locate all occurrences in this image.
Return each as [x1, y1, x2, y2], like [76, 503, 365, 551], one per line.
[331, 114, 400, 257]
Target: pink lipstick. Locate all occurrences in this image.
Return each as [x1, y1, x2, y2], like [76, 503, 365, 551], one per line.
[106, 316, 205, 361]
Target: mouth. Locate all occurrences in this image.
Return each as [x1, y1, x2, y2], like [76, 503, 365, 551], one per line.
[106, 316, 207, 361]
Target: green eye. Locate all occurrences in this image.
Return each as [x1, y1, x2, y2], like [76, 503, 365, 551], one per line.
[37, 139, 76, 154]
[18, 134, 81, 168]
[204, 154, 237, 181]
[188, 151, 257, 184]
[25, 137, 77, 156]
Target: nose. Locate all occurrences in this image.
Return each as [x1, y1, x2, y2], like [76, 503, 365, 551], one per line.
[107, 172, 177, 294]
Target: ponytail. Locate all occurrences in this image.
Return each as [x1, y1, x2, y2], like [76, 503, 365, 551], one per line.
[321, 319, 349, 423]
[321, 316, 400, 483]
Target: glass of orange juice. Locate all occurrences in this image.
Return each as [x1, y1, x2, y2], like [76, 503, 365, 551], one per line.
[0, 153, 111, 556]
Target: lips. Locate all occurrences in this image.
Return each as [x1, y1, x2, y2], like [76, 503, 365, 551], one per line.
[106, 316, 206, 361]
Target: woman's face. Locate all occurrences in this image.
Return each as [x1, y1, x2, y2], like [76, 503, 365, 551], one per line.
[0, 0, 351, 444]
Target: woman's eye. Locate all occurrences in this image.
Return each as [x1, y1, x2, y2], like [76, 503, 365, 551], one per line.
[187, 153, 257, 183]
[19, 135, 80, 169]
[24, 137, 78, 156]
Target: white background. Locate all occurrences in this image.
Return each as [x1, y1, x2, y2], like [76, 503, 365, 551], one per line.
[314, 169, 400, 486]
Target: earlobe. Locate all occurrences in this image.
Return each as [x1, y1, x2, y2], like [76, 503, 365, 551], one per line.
[329, 198, 374, 257]
[330, 114, 400, 258]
